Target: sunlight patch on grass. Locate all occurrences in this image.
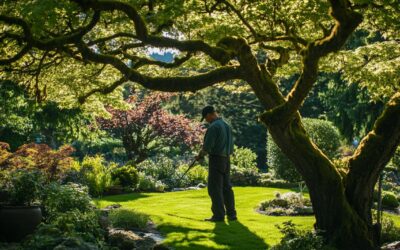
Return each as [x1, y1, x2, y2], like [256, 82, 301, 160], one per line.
[96, 187, 399, 249]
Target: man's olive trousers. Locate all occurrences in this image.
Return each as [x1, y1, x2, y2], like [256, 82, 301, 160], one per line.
[208, 155, 237, 220]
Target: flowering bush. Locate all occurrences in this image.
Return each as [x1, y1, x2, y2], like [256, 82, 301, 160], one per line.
[259, 192, 313, 216]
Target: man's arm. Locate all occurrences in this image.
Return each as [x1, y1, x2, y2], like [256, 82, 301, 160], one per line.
[196, 125, 218, 160]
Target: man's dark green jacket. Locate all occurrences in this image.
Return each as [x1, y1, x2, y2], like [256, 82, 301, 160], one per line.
[202, 118, 234, 157]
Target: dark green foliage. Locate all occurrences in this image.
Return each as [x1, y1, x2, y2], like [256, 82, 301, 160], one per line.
[111, 165, 139, 189]
[3, 170, 44, 206]
[279, 73, 383, 143]
[267, 118, 342, 182]
[108, 209, 150, 230]
[272, 221, 328, 250]
[0, 81, 94, 150]
[391, 146, 400, 171]
[42, 183, 94, 215]
[24, 211, 104, 249]
[381, 192, 399, 209]
[24, 182, 105, 249]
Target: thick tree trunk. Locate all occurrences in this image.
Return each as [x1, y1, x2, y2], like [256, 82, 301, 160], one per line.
[122, 132, 135, 161]
[265, 117, 375, 249]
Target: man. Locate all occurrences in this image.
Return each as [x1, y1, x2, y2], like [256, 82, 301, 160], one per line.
[196, 106, 237, 222]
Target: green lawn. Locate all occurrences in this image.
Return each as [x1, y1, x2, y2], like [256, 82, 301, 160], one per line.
[96, 187, 400, 250]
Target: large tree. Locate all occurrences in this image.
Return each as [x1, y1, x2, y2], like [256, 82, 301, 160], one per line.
[0, 0, 399, 248]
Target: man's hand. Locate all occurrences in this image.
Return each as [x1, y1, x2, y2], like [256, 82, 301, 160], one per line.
[195, 149, 206, 161]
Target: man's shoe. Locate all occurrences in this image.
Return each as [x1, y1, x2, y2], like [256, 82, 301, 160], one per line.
[204, 217, 224, 222]
[227, 216, 237, 221]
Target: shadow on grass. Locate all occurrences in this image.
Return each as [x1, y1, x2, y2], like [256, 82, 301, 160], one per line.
[214, 221, 269, 250]
[159, 220, 269, 250]
[97, 192, 151, 202]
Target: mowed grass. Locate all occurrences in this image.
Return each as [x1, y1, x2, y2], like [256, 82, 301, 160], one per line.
[96, 187, 400, 250]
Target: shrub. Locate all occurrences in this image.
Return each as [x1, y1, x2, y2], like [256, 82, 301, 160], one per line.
[231, 146, 257, 169]
[137, 155, 176, 182]
[380, 217, 400, 244]
[24, 210, 104, 249]
[382, 192, 399, 209]
[272, 221, 327, 250]
[79, 155, 113, 196]
[230, 165, 260, 186]
[109, 209, 150, 230]
[174, 164, 208, 187]
[0, 142, 75, 181]
[111, 165, 139, 189]
[258, 173, 297, 189]
[267, 118, 342, 182]
[4, 169, 44, 205]
[137, 172, 166, 192]
[42, 182, 94, 215]
[259, 192, 313, 216]
[137, 155, 207, 189]
[391, 146, 400, 171]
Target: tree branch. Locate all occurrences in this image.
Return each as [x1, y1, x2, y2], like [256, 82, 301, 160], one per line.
[345, 92, 400, 221]
[260, 0, 363, 125]
[70, 0, 233, 64]
[76, 41, 243, 95]
[123, 52, 192, 69]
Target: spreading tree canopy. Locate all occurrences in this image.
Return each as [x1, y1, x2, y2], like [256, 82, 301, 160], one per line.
[1, 0, 399, 249]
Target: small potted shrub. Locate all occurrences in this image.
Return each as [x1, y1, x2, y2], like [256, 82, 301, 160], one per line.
[0, 170, 44, 242]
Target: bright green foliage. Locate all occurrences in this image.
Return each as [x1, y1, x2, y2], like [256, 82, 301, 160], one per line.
[42, 182, 94, 215]
[181, 165, 208, 186]
[111, 165, 139, 189]
[137, 172, 165, 192]
[108, 209, 150, 230]
[231, 146, 258, 170]
[380, 216, 400, 244]
[79, 155, 114, 196]
[267, 118, 342, 182]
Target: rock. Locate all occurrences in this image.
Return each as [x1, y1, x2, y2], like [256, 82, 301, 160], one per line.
[103, 204, 122, 211]
[108, 228, 141, 250]
[100, 203, 121, 217]
[172, 186, 201, 192]
[107, 228, 158, 250]
[382, 241, 400, 250]
[197, 183, 206, 188]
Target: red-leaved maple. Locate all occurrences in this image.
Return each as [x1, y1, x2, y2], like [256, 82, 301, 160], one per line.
[98, 92, 204, 163]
